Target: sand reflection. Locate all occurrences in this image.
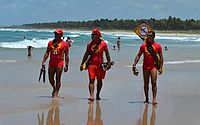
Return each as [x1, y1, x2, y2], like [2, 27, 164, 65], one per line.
[86, 101, 104, 125]
[135, 104, 156, 125]
[38, 99, 60, 125]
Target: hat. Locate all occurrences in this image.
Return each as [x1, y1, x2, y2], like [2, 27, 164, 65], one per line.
[92, 28, 102, 37]
[54, 29, 64, 35]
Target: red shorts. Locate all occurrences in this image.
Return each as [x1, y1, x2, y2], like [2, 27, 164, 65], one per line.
[143, 65, 157, 70]
[88, 64, 106, 80]
[49, 60, 64, 67]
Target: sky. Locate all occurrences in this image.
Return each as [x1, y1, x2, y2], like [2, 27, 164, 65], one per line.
[0, 0, 200, 26]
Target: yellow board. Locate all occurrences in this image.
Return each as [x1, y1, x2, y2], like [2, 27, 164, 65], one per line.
[82, 58, 89, 70]
[133, 22, 153, 40]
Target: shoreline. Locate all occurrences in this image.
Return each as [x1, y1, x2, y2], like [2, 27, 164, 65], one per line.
[1, 27, 200, 37]
[101, 29, 200, 37]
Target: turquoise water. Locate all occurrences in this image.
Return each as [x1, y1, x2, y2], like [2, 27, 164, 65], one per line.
[0, 28, 200, 65]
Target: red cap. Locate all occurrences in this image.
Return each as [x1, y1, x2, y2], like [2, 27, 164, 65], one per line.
[92, 28, 102, 37]
[54, 28, 64, 35]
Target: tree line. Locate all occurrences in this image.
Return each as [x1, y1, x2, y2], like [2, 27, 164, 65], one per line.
[21, 16, 200, 31]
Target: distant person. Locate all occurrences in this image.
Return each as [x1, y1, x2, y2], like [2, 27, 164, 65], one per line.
[27, 46, 34, 56]
[41, 28, 69, 98]
[80, 28, 112, 101]
[132, 31, 164, 105]
[165, 46, 168, 51]
[66, 37, 73, 47]
[116, 37, 120, 51]
[112, 45, 116, 50]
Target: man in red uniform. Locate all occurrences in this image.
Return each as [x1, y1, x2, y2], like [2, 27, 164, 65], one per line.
[80, 28, 111, 101]
[132, 31, 163, 105]
[42, 29, 69, 98]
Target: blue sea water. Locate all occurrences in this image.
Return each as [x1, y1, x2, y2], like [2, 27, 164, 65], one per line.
[0, 28, 200, 65]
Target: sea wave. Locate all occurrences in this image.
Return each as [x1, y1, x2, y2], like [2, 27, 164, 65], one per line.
[0, 60, 17, 63]
[67, 34, 80, 38]
[0, 28, 83, 35]
[0, 28, 53, 33]
[105, 33, 138, 39]
[0, 29, 200, 49]
[0, 38, 52, 48]
[107, 32, 200, 42]
[156, 36, 200, 42]
[125, 59, 200, 67]
[165, 60, 200, 64]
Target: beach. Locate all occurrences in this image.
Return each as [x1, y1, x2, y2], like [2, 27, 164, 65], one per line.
[0, 29, 200, 125]
[0, 58, 200, 125]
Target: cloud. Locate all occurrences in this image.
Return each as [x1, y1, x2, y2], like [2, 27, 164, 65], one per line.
[0, 0, 200, 26]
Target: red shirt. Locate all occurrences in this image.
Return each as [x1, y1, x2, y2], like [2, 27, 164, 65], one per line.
[48, 40, 68, 67]
[139, 41, 162, 70]
[87, 40, 108, 65]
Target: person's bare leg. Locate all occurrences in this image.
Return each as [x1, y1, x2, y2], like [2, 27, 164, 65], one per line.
[143, 70, 150, 103]
[87, 101, 94, 125]
[95, 101, 102, 124]
[142, 104, 148, 125]
[48, 67, 56, 97]
[150, 105, 156, 125]
[46, 107, 54, 125]
[54, 107, 60, 125]
[55, 67, 63, 98]
[150, 69, 158, 105]
[96, 80, 103, 100]
[89, 79, 95, 101]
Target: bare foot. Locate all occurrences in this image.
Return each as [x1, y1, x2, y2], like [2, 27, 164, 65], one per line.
[52, 90, 55, 97]
[152, 99, 158, 105]
[152, 102, 158, 105]
[144, 99, 149, 104]
[96, 96, 101, 100]
[52, 91, 59, 98]
[88, 97, 94, 101]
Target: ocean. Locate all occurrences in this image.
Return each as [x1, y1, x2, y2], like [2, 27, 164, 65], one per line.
[0, 28, 200, 65]
[0, 28, 200, 125]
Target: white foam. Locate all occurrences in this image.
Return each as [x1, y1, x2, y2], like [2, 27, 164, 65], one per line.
[67, 34, 80, 38]
[0, 60, 17, 63]
[125, 59, 200, 68]
[0, 38, 52, 48]
[165, 60, 200, 65]
[0, 28, 53, 33]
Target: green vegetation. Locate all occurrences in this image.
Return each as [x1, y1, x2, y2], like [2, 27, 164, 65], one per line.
[21, 16, 200, 32]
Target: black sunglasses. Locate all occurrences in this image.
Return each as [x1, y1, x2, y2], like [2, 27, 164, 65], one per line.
[91, 33, 96, 36]
[147, 35, 154, 37]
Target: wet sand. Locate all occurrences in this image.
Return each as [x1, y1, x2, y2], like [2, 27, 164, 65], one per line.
[0, 57, 200, 125]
